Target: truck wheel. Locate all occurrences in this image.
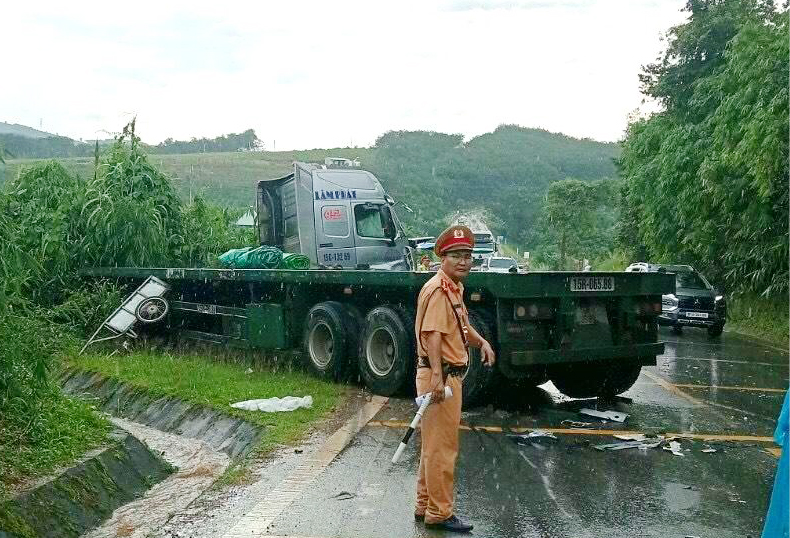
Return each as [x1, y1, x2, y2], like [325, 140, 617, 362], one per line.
[461, 310, 497, 408]
[551, 360, 642, 399]
[707, 324, 724, 338]
[303, 302, 353, 381]
[600, 362, 642, 398]
[359, 305, 414, 396]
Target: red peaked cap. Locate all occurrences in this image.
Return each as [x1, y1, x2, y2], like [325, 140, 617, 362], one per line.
[434, 225, 475, 256]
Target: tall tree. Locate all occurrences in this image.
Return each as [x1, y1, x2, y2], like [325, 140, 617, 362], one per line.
[540, 179, 597, 270]
[620, 2, 788, 295]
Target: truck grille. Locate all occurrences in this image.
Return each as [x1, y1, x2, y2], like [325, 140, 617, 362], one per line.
[678, 296, 714, 310]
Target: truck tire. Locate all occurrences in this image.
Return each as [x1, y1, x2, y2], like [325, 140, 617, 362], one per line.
[359, 305, 414, 396]
[550, 360, 642, 399]
[707, 324, 724, 338]
[303, 301, 354, 381]
[461, 310, 497, 408]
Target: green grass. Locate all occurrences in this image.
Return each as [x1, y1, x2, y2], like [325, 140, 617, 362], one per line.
[4, 148, 375, 208]
[64, 350, 347, 454]
[726, 293, 789, 347]
[0, 388, 111, 499]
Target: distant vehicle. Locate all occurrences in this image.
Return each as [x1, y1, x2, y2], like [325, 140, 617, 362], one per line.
[452, 213, 497, 264]
[625, 262, 726, 337]
[481, 256, 519, 273]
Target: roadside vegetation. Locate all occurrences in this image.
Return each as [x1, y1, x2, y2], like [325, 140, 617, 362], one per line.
[65, 350, 346, 455]
[618, 1, 787, 301]
[0, 121, 273, 498]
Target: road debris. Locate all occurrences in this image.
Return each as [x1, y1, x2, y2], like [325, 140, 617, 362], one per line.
[579, 408, 629, 423]
[331, 491, 356, 501]
[613, 434, 646, 441]
[701, 447, 717, 453]
[561, 420, 594, 428]
[663, 440, 684, 456]
[594, 439, 662, 451]
[231, 395, 313, 412]
[508, 430, 558, 444]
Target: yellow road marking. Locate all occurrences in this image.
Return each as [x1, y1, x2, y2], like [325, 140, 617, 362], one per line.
[641, 370, 706, 406]
[764, 447, 782, 458]
[222, 396, 388, 538]
[670, 357, 789, 367]
[672, 384, 787, 393]
[368, 420, 774, 443]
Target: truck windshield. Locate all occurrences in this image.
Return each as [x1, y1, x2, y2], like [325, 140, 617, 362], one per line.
[490, 258, 516, 268]
[675, 271, 709, 289]
[354, 204, 394, 239]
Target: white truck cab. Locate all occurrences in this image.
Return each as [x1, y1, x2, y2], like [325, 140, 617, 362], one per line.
[257, 162, 411, 269]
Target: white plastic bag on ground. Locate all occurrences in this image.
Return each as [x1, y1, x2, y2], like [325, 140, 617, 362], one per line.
[231, 396, 313, 412]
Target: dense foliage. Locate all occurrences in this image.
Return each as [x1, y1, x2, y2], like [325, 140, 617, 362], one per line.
[0, 133, 99, 159]
[0, 128, 261, 160]
[368, 125, 620, 251]
[151, 129, 262, 154]
[0, 121, 258, 491]
[534, 179, 619, 269]
[619, 0, 788, 295]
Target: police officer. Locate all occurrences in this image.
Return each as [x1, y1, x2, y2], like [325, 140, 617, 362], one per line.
[413, 225, 495, 533]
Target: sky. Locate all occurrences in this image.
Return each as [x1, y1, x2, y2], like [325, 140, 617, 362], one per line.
[2, 0, 689, 150]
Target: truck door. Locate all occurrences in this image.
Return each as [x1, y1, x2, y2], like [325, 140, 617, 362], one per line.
[352, 202, 402, 266]
[315, 202, 357, 267]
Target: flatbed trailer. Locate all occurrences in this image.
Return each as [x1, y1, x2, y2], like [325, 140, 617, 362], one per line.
[82, 266, 675, 406]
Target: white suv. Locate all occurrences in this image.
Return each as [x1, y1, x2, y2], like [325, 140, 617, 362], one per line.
[481, 256, 519, 273]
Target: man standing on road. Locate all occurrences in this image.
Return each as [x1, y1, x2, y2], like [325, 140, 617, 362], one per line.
[413, 225, 496, 533]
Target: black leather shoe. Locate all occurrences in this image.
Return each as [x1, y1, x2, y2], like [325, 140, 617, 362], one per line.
[414, 513, 425, 522]
[426, 515, 474, 532]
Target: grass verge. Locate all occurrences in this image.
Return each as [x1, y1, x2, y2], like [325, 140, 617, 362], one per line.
[726, 293, 789, 347]
[63, 349, 348, 457]
[0, 388, 111, 499]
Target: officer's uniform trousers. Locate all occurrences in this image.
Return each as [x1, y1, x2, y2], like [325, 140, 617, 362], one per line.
[415, 369, 463, 523]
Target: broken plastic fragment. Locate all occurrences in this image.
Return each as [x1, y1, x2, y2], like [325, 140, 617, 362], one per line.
[579, 408, 629, 423]
[594, 440, 661, 451]
[561, 420, 593, 428]
[614, 434, 646, 441]
[508, 430, 558, 444]
[663, 440, 684, 456]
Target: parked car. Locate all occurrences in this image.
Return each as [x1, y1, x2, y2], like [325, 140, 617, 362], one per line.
[481, 256, 519, 273]
[625, 262, 726, 337]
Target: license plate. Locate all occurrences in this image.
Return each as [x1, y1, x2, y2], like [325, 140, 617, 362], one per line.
[570, 276, 614, 292]
[686, 312, 709, 318]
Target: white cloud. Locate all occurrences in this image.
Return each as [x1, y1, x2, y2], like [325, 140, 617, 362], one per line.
[1, 0, 687, 148]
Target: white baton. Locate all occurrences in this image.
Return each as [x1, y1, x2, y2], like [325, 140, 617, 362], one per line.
[391, 386, 453, 463]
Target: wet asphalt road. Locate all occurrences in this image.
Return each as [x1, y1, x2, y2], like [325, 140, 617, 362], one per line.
[258, 329, 787, 538]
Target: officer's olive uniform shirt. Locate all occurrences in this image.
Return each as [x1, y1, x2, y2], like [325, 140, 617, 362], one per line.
[415, 269, 469, 367]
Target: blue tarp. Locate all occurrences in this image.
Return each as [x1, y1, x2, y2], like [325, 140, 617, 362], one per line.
[762, 391, 789, 538]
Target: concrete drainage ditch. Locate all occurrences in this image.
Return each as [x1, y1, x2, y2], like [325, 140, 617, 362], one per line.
[0, 368, 264, 538]
[0, 430, 174, 538]
[60, 369, 264, 459]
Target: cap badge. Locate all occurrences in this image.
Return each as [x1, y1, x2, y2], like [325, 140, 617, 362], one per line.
[453, 229, 464, 238]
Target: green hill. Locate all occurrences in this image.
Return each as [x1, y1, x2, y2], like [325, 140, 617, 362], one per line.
[0, 121, 56, 139]
[3, 126, 620, 248]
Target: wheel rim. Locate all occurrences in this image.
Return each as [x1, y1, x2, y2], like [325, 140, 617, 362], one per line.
[308, 322, 334, 369]
[366, 326, 398, 377]
[136, 297, 168, 323]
